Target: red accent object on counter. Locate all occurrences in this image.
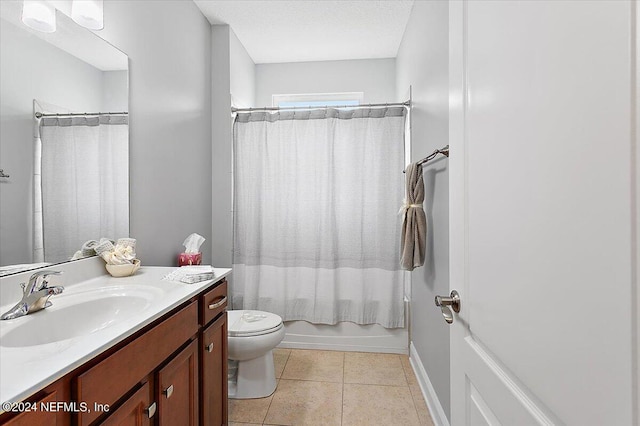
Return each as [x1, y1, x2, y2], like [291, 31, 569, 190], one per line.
[178, 252, 202, 266]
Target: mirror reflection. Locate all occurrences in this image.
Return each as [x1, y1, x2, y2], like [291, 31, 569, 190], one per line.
[0, 1, 129, 275]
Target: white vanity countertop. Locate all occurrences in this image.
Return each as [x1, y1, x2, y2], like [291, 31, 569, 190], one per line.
[0, 266, 231, 408]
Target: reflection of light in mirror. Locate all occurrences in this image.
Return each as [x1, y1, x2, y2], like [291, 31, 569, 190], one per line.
[71, 0, 103, 30]
[22, 0, 56, 33]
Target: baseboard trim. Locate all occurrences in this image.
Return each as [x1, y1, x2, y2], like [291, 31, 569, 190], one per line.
[278, 339, 408, 354]
[276, 310, 410, 355]
[410, 342, 450, 426]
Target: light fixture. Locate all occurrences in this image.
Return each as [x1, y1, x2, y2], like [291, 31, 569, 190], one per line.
[22, 0, 56, 33]
[71, 0, 103, 30]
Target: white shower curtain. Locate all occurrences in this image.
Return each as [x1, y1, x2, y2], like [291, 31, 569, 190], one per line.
[232, 107, 406, 328]
[37, 115, 128, 262]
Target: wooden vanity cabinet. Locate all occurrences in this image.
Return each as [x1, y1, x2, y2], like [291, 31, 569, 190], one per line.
[2, 391, 60, 426]
[76, 301, 199, 425]
[200, 313, 228, 426]
[0, 277, 228, 426]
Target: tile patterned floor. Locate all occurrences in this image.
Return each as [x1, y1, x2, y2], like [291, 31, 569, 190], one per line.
[229, 349, 435, 426]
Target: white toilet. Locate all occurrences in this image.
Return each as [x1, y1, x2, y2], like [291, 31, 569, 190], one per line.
[227, 310, 285, 399]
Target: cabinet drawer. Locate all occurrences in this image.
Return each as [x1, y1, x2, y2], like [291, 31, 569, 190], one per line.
[76, 301, 198, 426]
[201, 279, 227, 326]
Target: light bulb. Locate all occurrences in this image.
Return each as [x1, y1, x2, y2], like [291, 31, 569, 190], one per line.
[71, 0, 103, 30]
[22, 0, 56, 33]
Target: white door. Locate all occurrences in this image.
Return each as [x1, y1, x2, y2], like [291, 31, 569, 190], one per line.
[448, 1, 638, 425]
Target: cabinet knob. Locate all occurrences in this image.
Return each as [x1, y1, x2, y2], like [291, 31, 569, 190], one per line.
[206, 343, 214, 352]
[163, 384, 174, 399]
[145, 402, 156, 418]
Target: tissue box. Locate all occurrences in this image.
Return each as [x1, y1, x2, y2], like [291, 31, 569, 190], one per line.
[178, 252, 202, 266]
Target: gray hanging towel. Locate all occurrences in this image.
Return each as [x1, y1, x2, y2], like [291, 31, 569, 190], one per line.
[400, 162, 426, 270]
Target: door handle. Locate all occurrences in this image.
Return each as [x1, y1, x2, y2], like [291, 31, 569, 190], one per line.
[434, 290, 460, 325]
[206, 343, 214, 352]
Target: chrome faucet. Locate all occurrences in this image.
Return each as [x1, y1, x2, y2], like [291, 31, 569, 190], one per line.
[0, 270, 64, 320]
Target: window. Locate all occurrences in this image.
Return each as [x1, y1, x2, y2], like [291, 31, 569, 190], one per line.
[272, 92, 364, 108]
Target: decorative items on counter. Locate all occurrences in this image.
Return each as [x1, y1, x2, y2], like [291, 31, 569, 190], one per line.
[94, 237, 141, 277]
[162, 265, 215, 284]
[178, 233, 205, 266]
[70, 238, 103, 260]
[105, 259, 141, 277]
[178, 252, 202, 266]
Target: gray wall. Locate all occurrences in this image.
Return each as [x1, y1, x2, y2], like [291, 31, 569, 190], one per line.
[0, 20, 104, 266]
[99, 0, 212, 266]
[255, 58, 396, 106]
[396, 0, 451, 420]
[211, 25, 233, 269]
[211, 24, 256, 272]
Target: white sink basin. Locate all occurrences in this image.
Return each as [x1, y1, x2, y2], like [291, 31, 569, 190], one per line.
[0, 286, 160, 347]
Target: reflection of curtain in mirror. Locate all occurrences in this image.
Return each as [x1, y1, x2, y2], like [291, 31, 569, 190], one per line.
[37, 116, 128, 262]
[32, 129, 44, 263]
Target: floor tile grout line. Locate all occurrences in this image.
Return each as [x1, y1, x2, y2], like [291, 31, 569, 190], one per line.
[341, 351, 346, 426]
[402, 363, 431, 424]
[402, 356, 429, 425]
[407, 386, 426, 425]
[262, 350, 291, 424]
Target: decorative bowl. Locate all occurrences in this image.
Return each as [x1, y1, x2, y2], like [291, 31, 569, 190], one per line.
[105, 259, 141, 277]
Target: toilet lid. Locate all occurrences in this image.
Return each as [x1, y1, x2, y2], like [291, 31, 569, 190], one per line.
[227, 310, 283, 337]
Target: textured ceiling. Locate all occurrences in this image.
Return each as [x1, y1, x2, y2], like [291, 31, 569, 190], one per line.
[193, 0, 415, 64]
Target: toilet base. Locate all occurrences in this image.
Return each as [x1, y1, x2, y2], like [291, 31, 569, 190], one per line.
[229, 349, 277, 399]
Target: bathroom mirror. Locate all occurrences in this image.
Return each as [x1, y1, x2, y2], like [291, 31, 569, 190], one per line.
[0, 1, 129, 275]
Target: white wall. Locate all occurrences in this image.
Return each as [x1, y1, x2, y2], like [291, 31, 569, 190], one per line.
[211, 24, 255, 272]
[97, 0, 212, 266]
[229, 28, 255, 108]
[396, 1, 451, 422]
[255, 58, 396, 106]
[102, 70, 128, 112]
[0, 19, 104, 266]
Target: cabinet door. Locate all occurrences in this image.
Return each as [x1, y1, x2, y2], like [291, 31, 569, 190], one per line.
[101, 382, 153, 426]
[201, 313, 227, 426]
[2, 392, 58, 426]
[157, 339, 199, 426]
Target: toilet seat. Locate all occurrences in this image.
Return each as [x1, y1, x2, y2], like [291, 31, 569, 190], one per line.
[228, 310, 283, 337]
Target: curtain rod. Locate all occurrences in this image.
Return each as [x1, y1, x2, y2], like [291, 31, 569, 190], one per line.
[404, 145, 450, 173]
[231, 100, 411, 113]
[35, 111, 128, 119]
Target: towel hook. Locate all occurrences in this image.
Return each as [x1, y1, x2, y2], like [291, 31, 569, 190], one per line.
[403, 145, 450, 173]
[0, 169, 9, 178]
